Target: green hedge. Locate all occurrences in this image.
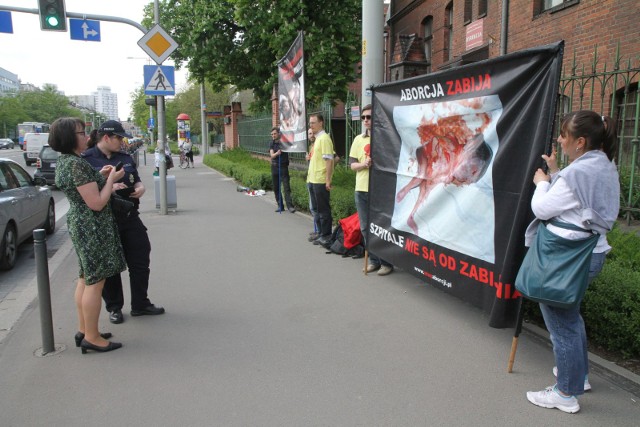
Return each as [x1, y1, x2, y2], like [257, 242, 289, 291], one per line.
[204, 148, 357, 220]
[583, 259, 640, 357]
[204, 148, 640, 359]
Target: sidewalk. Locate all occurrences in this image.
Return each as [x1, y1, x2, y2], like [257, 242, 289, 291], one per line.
[0, 152, 638, 426]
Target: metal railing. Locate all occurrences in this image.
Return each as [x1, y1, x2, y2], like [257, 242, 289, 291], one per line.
[555, 44, 640, 222]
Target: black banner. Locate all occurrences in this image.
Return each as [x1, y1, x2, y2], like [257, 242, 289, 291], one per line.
[369, 42, 564, 328]
[277, 31, 307, 152]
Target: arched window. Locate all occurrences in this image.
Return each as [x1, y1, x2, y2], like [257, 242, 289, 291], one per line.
[445, 2, 454, 61]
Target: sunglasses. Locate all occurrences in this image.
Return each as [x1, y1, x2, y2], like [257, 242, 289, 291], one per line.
[362, 115, 372, 120]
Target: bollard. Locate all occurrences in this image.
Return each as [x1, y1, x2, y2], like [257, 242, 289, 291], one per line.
[33, 229, 55, 355]
[143, 149, 147, 166]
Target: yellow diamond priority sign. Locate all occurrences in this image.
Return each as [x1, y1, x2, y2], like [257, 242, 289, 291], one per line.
[137, 24, 178, 65]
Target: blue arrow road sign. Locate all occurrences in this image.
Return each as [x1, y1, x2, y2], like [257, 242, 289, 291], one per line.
[144, 65, 175, 96]
[69, 19, 101, 42]
[0, 11, 13, 34]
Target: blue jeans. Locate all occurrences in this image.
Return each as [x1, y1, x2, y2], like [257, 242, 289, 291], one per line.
[355, 191, 392, 268]
[539, 251, 606, 396]
[307, 183, 319, 233]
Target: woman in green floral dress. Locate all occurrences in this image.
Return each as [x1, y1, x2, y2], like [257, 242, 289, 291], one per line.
[50, 117, 126, 354]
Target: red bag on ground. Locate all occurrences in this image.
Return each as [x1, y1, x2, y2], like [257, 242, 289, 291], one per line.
[339, 212, 362, 249]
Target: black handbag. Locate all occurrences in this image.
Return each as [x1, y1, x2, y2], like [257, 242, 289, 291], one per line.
[110, 194, 134, 217]
[515, 219, 599, 308]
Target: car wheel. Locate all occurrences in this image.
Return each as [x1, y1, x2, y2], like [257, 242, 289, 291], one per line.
[0, 223, 18, 270]
[44, 200, 55, 235]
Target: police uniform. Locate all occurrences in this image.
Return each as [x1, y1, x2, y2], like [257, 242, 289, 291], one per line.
[82, 146, 155, 315]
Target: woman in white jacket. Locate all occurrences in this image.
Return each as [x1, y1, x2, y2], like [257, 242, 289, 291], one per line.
[525, 110, 620, 414]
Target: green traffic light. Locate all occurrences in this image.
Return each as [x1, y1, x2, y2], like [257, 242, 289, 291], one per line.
[46, 16, 60, 27]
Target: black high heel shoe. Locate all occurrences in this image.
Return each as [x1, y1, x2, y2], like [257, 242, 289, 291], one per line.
[74, 332, 113, 347]
[80, 339, 122, 354]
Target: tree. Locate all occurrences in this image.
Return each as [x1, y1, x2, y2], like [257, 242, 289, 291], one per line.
[0, 86, 82, 139]
[144, 0, 361, 109]
[18, 84, 82, 123]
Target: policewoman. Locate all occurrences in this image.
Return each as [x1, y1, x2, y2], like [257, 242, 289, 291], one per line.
[83, 120, 164, 324]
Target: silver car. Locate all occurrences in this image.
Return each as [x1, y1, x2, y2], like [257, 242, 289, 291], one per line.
[0, 158, 55, 270]
[0, 138, 15, 150]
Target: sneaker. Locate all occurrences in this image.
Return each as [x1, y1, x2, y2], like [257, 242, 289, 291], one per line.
[553, 366, 591, 392]
[526, 385, 580, 413]
[308, 232, 319, 242]
[364, 263, 380, 273]
[377, 265, 394, 276]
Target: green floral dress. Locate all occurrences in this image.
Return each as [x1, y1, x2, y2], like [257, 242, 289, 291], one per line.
[55, 154, 126, 285]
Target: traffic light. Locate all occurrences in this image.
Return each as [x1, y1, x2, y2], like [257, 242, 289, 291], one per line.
[38, 0, 67, 32]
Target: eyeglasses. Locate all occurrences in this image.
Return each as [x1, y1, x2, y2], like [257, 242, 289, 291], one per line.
[362, 115, 372, 120]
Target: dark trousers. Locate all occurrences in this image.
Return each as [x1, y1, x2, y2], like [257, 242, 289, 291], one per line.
[309, 183, 332, 237]
[103, 213, 152, 311]
[271, 164, 293, 210]
[355, 191, 392, 267]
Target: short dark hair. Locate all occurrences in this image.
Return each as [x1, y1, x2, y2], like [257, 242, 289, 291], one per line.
[49, 117, 84, 154]
[310, 113, 324, 124]
[271, 127, 280, 133]
[362, 104, 372, 113]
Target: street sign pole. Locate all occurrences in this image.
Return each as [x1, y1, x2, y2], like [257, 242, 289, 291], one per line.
[200, 83, 208, 155]
[153, 0, 167, 215]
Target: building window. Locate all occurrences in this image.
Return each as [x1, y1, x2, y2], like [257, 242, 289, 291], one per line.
[478, 0, 487, 16]
[445, 2, 454, 61]
[423, 16, 433, 72]
[616, 83, 639, 168]
[540, 0, 579, 13]
[464, 0, 472, 24]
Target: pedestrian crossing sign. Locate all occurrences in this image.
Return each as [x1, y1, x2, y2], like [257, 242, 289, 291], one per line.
[144, 65, 175, 96]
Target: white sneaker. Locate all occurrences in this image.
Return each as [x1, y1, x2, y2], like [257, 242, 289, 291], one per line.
[526, 385, 580, 413]
[553, 366, 591, 392]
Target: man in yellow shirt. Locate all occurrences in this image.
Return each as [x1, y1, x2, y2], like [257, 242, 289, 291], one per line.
[307, 113, 334, 246]
[349, 105, 393, 275]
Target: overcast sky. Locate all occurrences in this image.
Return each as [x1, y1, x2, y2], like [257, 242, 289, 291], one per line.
[1, 0, 189, 120]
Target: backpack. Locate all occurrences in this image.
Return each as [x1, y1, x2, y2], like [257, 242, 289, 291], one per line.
[327, 213, 365, 258]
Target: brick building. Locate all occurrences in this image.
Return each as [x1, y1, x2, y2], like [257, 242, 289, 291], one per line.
[385, 0, 640, 166]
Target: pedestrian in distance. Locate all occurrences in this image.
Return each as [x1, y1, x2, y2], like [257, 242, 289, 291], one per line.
[49, 117, 126, 354]
[270, 127, 296, 213]
[307, 113, 335, 247]
[524, 110, 620, 413]
[349, 105, 394, 276]
[84, 120, 165, 324]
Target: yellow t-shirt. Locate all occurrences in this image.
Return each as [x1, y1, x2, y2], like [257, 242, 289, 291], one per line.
[308, 132, 334, 184]
[349, 133, 370, 192]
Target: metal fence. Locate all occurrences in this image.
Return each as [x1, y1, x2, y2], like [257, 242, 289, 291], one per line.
[555, 45, 640, 222]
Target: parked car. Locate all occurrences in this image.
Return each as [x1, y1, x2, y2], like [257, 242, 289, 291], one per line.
[0, 158, 55, 270]
[34, 145, 60, 187]
[22, 132, 49, 166]
[0, 138, 14, 150]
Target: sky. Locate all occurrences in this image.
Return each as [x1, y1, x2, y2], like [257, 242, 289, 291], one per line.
[0, 0, 189, 120]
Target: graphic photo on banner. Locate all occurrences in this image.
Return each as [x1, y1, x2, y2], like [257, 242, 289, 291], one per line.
[277, 32, 307, 152]
[392, 96, 503, 263]
[368, 42, 564, 327]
